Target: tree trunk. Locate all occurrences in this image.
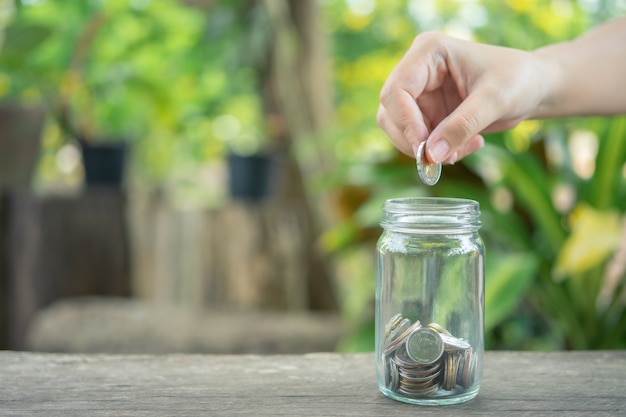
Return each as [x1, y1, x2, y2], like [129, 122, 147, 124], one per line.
[259, 0, 338, 311]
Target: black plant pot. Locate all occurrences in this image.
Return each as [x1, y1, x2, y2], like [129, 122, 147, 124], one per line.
[80, 141, 129, 187]
[227, 152, 274, 201]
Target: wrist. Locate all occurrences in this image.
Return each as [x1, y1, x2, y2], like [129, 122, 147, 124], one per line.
[530, 44, 568, 119]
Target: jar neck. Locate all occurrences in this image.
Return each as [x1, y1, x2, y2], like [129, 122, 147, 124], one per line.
[380, 197, 481, 234]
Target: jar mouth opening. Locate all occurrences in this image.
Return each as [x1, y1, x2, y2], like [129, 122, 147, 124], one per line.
[381, 197, 481, 233]
[383, 197, 478, 211]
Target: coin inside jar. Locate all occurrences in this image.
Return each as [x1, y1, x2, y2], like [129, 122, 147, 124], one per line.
[426, 322, 452, 336]
[384, 320, 422, 355]
[385, 318, 411, 347]
[416, 141, 442, 186]
[384, 314, 404, 341]
[405, 327, 444, 365]
[381, 317, 476, 398]
[440, 333, 471, 352]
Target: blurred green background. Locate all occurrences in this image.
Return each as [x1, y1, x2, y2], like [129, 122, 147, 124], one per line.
[1, 0, 625, 352]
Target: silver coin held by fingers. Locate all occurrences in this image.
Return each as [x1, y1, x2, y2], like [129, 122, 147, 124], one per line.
[416, 141, 442, 186]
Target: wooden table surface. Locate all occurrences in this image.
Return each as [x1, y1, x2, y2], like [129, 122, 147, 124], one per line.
[1, 350, 624, 416]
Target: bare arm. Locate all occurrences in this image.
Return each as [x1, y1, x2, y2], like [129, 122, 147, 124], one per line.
[534, 17, 626, 118]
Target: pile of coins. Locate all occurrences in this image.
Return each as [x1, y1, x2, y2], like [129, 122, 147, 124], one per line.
[382, 314, 476, 397]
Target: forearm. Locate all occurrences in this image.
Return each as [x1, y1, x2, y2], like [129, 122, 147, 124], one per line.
[532, 17, 626, 119]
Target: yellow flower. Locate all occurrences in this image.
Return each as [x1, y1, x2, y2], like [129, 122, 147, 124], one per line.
[555, 204, 622, 279]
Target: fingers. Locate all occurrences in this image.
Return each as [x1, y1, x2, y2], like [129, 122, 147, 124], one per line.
[378, 35, 443, 156]
[379, 92, 488, 164]
[378, 33, 488, 164]
[377, 104, 415, 157]
[426, 85, 499, 164]
[378, 88, 430, 157]
[377, 33, 502, 164]
[456, 134, 485, 162]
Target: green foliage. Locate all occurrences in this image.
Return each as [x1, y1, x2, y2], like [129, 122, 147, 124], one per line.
[484, 253, 539, 333]
[0, 0, 267, 185]
[475, 109, 625, 349]
[3, 0, 625, 351]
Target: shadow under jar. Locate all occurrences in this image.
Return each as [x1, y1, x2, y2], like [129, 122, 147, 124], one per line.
[376, 197, 485, 405]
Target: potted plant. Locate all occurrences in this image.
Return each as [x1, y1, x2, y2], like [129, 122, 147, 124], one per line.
[211, 113, 275, 200]
[207, 2, 285, 202]
[2, 1, 239, 192]
[0, 4, 132, 188]
[55, 10, 130, 187]
[226, 145, 275, 201]
[1, 2, 197, 189]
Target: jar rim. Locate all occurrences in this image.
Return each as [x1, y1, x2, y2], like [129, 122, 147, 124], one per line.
[383, 197, 478, 211]
[381, 197, 481, 233]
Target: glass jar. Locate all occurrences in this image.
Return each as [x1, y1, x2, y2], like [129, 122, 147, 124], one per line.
[375, 197, 484, 405]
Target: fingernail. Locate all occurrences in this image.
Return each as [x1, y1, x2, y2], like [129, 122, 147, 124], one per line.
[428, 139, 450, 164]
[412, 143, 420, 159]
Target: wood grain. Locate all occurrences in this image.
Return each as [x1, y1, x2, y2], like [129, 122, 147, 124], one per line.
[1, 351, 624, 416]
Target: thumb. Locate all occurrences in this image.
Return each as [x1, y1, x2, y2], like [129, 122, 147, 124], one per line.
[426, 89, 500, 164]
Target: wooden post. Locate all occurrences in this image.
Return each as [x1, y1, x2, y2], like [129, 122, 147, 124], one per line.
[260, 0, 339, 311]
[0, 193, 8, 347]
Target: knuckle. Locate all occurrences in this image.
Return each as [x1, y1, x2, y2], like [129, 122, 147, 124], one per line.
[401, 123, 418, 142]
[379, 84, 395, 106]
[376, 106, 386, 128]
[449, 113, 480, 143]
[414, 31, 438, 44]
[413, 31, 448, 50]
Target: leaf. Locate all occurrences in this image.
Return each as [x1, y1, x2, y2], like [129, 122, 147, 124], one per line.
[437, 178, 533, 251]
[554, 204, 622, 278]
[589, 117, 626, 210]
[485, 252, 539, 332]
[0, 24, 52, 67]
[504, 152, 565, 255]
[471, 142, 565, 256]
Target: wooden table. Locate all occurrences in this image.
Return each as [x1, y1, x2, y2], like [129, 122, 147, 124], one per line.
[1, 351, 624, 416]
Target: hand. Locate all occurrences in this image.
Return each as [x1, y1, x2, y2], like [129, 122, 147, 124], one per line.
[377, 32, 553, 164]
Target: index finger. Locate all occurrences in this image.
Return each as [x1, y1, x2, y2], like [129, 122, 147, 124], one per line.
[378, 76, 430, 154]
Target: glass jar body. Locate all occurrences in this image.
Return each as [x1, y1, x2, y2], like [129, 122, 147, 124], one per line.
[376, 198, 484, 405]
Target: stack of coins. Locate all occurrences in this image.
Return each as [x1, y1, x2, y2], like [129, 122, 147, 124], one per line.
[382, 315, 476, 397]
